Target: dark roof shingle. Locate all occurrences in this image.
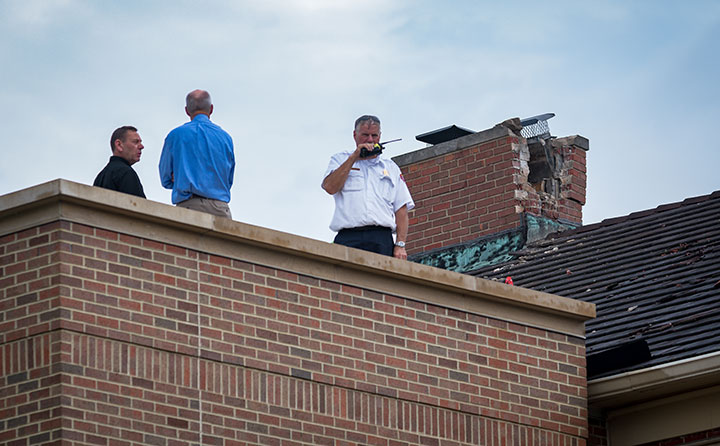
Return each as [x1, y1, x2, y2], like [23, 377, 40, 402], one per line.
[471, 191, 720, 378]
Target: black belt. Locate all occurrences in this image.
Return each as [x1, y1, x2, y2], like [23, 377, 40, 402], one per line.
[340, 226, 390, 232]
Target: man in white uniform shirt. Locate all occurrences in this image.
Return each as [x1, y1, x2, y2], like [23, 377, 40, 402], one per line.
[322, 115, 414, 259]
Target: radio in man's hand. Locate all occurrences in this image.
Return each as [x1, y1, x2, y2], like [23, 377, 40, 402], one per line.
[358, 138, 401, 159]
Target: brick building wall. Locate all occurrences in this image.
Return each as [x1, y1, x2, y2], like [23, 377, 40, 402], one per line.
[393, 126, 588, 256]
[1, 180, 594, 445]
[587, 415, 608, 446]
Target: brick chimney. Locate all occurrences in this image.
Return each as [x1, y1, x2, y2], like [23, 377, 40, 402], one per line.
[393, 117, 589, 257]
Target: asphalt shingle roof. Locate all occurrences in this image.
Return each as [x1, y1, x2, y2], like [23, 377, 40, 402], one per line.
[471, 191, 720, 379]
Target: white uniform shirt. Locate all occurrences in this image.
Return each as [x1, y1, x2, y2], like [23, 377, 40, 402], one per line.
[323, 151, 415, 232]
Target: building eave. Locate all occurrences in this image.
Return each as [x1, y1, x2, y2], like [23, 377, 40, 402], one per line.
[588, 350, 720, 409]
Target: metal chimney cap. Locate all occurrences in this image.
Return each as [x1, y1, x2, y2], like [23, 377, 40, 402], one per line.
[415, 124, 475, 145]
[520, 113, 555, 139]
[520, 113, 555, 126]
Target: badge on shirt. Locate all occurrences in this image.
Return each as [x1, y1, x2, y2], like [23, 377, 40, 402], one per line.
[382, 168, 389, 177]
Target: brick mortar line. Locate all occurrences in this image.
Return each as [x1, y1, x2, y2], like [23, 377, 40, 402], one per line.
[193, 248, 204, 445]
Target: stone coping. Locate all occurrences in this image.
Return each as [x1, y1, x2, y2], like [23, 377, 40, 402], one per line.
[0, 179, 595, 337]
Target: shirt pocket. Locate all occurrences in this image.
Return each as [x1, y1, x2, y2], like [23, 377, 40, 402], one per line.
[344, 171, 364, 192]
[380, 175, 395, 202]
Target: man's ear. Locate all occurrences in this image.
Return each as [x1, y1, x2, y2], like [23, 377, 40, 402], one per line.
[185, 106, 191, 117]
[208, 104, 214, 115]
[113, 138, 123, 154]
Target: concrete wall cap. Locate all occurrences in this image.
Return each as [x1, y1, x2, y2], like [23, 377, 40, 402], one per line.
[1, 179, 596, 336]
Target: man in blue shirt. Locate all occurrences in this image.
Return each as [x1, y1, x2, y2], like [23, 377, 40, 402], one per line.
[159, 89, 235, 218]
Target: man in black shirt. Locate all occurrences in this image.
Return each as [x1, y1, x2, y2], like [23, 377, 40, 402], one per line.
[94, 126, 146, 198]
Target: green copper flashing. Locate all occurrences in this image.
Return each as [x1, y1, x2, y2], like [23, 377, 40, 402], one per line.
[411, 214, 578, 273]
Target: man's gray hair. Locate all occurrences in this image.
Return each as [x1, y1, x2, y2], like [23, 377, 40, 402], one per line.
[186, 90, 213, 114]
[354, 115, 381, 130]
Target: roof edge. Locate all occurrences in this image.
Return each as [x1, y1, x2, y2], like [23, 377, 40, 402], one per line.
[1, 179, 596, 337]
[550, 190, 720, 238]
[588, 350, 720, 409]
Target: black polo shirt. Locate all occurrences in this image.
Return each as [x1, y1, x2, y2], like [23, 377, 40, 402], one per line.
[93, 156, 146, 198]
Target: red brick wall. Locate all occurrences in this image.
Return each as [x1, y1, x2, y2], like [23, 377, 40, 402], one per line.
[398, 134, 588, 256]
[1, 220, 589, 445]
[401, 137, 523, 255]
[555, 143, 587, 224]
[587, 415, 608, 446]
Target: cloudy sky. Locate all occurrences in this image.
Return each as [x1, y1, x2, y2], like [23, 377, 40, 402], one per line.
[2, 0, 719, 243]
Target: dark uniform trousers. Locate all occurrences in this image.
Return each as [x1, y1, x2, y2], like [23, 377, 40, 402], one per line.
[334, 226, 394, 256]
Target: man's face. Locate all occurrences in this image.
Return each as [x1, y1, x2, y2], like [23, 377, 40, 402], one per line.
[115, 131, 143, 165]
[353, 121, 381, 146]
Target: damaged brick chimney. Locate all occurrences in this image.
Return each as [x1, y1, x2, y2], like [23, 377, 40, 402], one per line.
[393, 115, 589, 265]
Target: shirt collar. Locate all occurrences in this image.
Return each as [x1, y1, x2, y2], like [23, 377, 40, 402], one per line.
[191, 114, 211, 123]
[110, 155, 131, 166]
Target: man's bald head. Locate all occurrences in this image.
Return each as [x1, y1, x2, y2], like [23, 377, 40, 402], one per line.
[185, 89, 213, 118]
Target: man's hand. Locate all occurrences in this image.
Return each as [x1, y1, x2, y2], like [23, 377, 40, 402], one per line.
[356, 142, 376, 158]
[393, 205, 409, 260]
[353, 144, 367, 158]
[393, 245, 407, 260]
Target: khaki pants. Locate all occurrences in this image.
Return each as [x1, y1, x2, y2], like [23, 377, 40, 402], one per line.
[177, 196, 232, 219]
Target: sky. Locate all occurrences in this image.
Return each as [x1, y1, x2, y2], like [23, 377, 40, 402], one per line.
[1, 0, 719, 243]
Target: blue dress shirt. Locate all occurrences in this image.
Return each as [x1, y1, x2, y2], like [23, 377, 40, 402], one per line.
[159, 114, 235, 204]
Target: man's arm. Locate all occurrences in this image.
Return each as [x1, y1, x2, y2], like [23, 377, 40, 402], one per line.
[393, 204, 408, 260]
[118, 170, 146, 198]
[321, 145, 371, 194]
[227, 136, 235, 187]
[158, 140, 174, 189]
